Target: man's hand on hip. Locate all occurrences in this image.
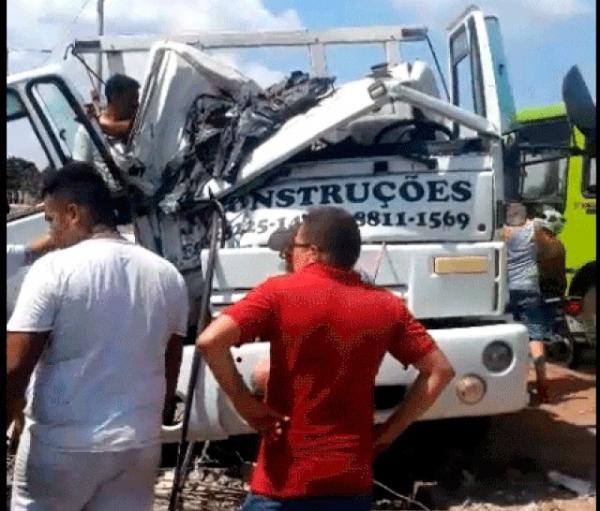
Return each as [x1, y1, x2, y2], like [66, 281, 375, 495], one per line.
[372, 348, 455, 458]
[372, 423, 395, 458]
[236, 394, 290, 442]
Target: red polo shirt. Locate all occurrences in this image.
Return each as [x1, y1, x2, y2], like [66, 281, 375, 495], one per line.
[224, 262, 436, 498]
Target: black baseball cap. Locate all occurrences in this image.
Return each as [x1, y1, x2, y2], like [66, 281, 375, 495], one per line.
[267, 228, 295, 252]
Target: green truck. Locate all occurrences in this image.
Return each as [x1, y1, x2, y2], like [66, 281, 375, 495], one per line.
[509, 72, 596, 363]
[514, 102, 595, 294]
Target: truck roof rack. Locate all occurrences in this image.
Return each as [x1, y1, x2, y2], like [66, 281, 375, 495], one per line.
[72, 25, 428, 78]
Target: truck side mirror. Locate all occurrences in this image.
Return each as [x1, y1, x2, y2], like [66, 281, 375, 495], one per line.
[562, 65, 596, 141]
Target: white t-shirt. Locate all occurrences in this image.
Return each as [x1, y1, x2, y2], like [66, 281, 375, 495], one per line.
[7, 238, 189, 452]
[72, 125, 122, 192]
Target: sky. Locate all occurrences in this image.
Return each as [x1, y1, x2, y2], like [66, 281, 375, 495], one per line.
[7, 0, 596, 166]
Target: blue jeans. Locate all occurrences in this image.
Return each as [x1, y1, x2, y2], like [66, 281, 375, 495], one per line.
[240, 493, 372, 511]
[541, 299, 554, 339]
[509, 289, 544, 340]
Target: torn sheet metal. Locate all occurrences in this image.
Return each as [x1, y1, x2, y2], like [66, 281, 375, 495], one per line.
[125, 41, 260, 200]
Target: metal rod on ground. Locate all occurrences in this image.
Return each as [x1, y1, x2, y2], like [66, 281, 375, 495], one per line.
[168, 206, 223, 511]
[373, 479, 432, 511]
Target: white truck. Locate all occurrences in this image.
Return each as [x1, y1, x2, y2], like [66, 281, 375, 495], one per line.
[7, 6, 531, 443]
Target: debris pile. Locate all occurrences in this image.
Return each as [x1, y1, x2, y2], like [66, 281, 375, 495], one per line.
[153, 467, 246, 510]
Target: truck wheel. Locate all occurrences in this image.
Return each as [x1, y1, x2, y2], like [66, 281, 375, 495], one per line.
[568, 262, 596, 298]
[546, 334, 575, 367]
[568, 342, 585, 370]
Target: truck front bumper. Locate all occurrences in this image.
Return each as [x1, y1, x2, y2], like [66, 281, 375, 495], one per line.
[162, 323, 529, 442]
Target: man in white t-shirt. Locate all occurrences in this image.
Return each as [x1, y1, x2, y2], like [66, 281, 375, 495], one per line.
[7, 162, 189, 511]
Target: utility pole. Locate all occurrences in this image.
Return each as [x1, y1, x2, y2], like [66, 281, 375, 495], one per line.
[96, 0, 104, 95]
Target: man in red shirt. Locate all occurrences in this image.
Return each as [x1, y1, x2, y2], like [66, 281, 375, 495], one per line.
[197, 206, 455, 510]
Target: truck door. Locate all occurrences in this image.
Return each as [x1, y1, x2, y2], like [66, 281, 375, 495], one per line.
[7, 72, 121, 193]
[447, 6, 516, 136]
[6, 72, 119, 313]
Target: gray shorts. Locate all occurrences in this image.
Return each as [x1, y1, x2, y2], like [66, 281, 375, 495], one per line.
[11, 426, 160, 511]
[509, 289, 544, 341]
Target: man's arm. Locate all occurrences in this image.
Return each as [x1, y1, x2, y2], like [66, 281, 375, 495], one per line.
[558, 242, 567, 295]
[98, 116, 133, 139]
[7, 245, 26, 279]
[27, 234, 55, 257]
[7, 235, 55, 279]
[7, 332, 48, 428]
[197, 315, 288, 440]
[164, 334, 184, 425]
[373, 348, 455, 456]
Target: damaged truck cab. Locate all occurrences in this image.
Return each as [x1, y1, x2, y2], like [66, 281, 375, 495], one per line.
[7, 6, 530, 442]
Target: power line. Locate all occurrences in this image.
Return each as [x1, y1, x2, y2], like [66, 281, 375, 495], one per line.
[8, 47, 53, 54]
[41, 0, 95, 65]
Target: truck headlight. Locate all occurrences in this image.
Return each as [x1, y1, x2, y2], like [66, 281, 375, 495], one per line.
[482, 341, 513, 373]
[456, 374, 486, 405]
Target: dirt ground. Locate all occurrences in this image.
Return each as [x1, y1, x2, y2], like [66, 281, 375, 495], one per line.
[439, 361, 596, 511]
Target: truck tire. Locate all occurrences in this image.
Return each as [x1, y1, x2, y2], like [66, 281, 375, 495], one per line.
[568, 262, 596, 298]
[568, 341, 586, 370]
[546, 333, 575, 367]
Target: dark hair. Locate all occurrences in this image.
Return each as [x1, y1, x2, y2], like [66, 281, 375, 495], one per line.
[41, 162, 116, 227]
[302, 206, 361, 269]
[105, 74, 140, 103]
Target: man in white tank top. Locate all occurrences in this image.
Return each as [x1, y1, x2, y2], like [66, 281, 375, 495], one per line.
[503, 202, 549, 404]
[7, 163, 189, 510]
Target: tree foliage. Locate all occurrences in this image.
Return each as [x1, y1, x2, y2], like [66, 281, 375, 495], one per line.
[6, 157, 43, 200]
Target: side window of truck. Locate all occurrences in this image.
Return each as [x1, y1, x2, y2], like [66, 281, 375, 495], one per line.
[450, 27, 475, 115]
[449, 19, 486, 136]
[583, 156, 596, 198]
[520, 151, 568, 211]
[27, 80, 84, 160]
[7, 90, 50, 216]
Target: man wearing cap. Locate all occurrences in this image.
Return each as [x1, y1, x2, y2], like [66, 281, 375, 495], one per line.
[197, 206, 455, 511]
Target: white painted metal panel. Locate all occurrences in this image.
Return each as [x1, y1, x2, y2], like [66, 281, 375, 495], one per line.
[234, 77, 394, 185]
[205, 241, 505, 319]
[165, 322, 529, 442]
[225, 170, 494, 246]
[73, 26, 428, 54]
[126, 41, 260, 197]
[447, 6, 503, 133]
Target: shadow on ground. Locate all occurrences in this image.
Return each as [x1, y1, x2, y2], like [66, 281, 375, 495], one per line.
[373, 364, 596, 509]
